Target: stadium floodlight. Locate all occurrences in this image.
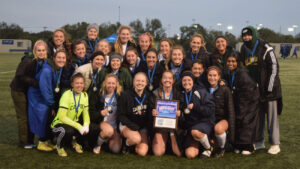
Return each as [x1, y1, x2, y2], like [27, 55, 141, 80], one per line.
[258, 24, 263, 27]
[288, 27, 294, 32]
[216, 23, 222, 26]
[227, 26, 233, 30]
[292, 25, 298, 28]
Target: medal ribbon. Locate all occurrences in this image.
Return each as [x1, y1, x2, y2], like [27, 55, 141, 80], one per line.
[147, 63, 157, 84]
[87, 39, 98, 52]
[171, 62, 183, 80]
[209, 85, 219, 95]
[104, 91, 116, 106]
[77, 56, 86, 67]
[92, 70, 98, 86]
[184, 90, 193, 106]
[55, 68, 63, 87]
[135, 94, 146, 105]
[140, 51, 146, 62]
[191, 50, 200, 61]
[244, 40, 259, 56]
[227, 70, 235, 89]
[73, 91, 81, 113]
[162, 89, 173, 100]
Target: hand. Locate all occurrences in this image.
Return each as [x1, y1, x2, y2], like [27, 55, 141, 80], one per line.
[176, 110, 181, 117]
[101, 109, 109, 117]
[219, 80, 226, 86]
[137, 111, 142, 115]
[80, 126, 89, 135]
[152, 109, 158, 116]
[51, 110, 56, 116]
[187, 103, 194, 110]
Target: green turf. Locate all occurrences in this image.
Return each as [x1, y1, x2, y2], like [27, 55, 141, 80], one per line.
[0, 53, 299, 169]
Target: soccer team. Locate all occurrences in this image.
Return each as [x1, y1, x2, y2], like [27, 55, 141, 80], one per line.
[10, 23, 282, 158]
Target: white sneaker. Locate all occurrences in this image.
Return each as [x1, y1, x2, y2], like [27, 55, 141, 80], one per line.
[268, 145, 280, 155]
[234, 149, 240, 154]
[254, 141, 265, 150]
[201, 150, 211, 158]
[241, 150, 252, 155]
[24, 144, 36, 149]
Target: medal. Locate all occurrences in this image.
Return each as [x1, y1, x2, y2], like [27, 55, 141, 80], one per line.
[55, 87, 60, 93]
[148, 84, 153, 91]
[107, 105, 112, 112]
[137, 105, 143, 111]
[147, 63, 157, 91]
[93, 86, 97, 92]
[184, 108, 190, 114]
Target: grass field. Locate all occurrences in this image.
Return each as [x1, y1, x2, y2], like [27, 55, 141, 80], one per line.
[0, 53, 299, 169]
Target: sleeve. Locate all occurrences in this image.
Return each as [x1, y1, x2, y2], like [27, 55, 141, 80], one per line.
[20, 60, 39, 88]
[89, 93, 104, 123]
[192, 90, 215, 118]
[225, 87, 235, 144]
[97, 68, 106, 89]
[265, 49, 278, 92]
[117, 92, 140, 131]
[39, 67, 55, 106]
[82, 94, 90, 127]
[123, 69, 133, 90]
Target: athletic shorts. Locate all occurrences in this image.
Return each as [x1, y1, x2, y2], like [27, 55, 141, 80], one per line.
[119, 122, 147, 134]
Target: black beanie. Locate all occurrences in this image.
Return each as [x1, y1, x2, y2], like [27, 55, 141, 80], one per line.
[215, 35, 227, 42]
[181, 71, 194, 79]
[242, 28, 252, 37]
[90, 51, 104, 61]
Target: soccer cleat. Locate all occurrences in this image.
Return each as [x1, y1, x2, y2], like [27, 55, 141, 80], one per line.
[45, 141, 56, 150]
[24, 144, 36, 149]
[56, 147, 67, 157]
[200, 149, 211, 158]
[72, 142, 83, 153]
[93, 146, 101, 154]
[241, 150, 252, 155]
[37, 141, 54, 152]
[213, 147, 225, 158]
[268, 145, 280, 155]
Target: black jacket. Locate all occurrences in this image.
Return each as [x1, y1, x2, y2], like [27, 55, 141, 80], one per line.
[164, 58, 193, 80]
[10, 54, 39, 92]
[224, 68, 260, 145]
[47, 38, 71, 59]
[240, 39, 282, 103]
[89, 92, 120, 124]
[180, 87, 215, 130]
[136, 62, 165, 92]
[212, 85, 235, 143]
[117, 89, 155, 131]
[209, 46, 235, 75]
[186, 47, 210, 67]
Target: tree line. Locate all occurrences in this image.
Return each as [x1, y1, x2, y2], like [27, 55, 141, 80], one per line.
[1, 19, 300, 52]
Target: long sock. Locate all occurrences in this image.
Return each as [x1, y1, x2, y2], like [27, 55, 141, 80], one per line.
[215, 132, 226, 148]
[195, 134, 210, 149]
[97, 135, 108, 147]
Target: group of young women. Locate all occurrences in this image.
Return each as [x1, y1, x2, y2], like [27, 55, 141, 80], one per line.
[11, 23, 262, 158]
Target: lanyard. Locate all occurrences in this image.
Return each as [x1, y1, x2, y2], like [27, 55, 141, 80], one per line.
[73, 91, 81, 113]
[244, 40, 259, 56]
[88, 39, 98, 52]
[227, 70, 235, 89]
[209, 85, 219, 95]
[35, 60, 43, 74]
[162, 89, 173, 100]
[140, 51, 146, 62]
[112, 70, 119, 77]
[191, 51, 200, 61]
[147, 63, 157, 84]
[77, 56, 86, 66]
[131, 61, 138, 76]
[171, 62, 183, 80]
[184, 90, 193, 106]
[55, 68, 63, 87]
[92, 70, 98, 86]
[135, 94, 146, 105]
[104, 91, 116, 106]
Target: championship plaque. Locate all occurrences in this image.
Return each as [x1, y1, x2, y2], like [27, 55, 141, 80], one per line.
[154, 99, 179, 129]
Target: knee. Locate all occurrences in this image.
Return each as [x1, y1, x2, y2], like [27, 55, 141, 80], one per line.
[185, 149, 198, 159]
[152, 145, 165, 156]
[136, 145, 148, 156]
[214, 125, 225, 135]
[100, 124, 114, 138]
[191, 130, 204, 139]
[128, 133, 142, 145]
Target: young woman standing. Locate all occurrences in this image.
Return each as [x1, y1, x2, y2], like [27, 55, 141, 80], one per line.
[137, 32, 155, 62]
[122, 47, 142, 78]
[158, 38, 173, 62]
[186, 34, 210, 67]
[84, 23, 99, 57]
[113, 25, 136, 58]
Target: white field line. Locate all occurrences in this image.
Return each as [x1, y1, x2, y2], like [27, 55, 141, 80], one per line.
[0, 70, 15, 74]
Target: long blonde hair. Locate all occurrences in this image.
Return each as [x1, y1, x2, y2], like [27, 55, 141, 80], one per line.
[139, 32, 155, 49]
[33, 40, 48, 59]
[114, 25, 136, 56]
[190, 33, 207, 51]
[101, 74, 123, 96]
